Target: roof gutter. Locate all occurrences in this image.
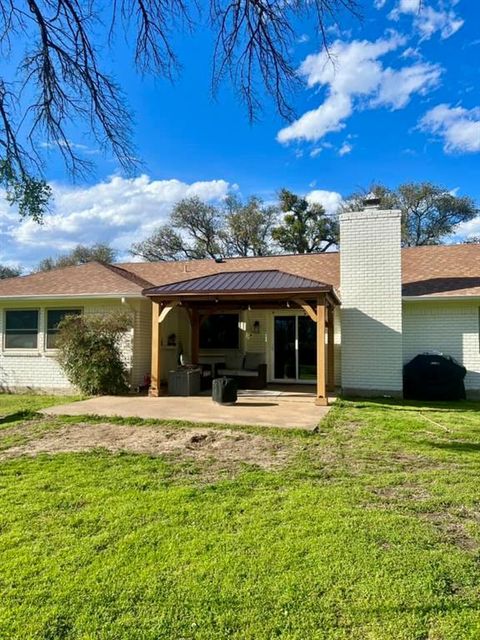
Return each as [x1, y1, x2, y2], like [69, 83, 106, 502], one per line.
[402, 295, 480, 302]
[0, 293, 145, 302]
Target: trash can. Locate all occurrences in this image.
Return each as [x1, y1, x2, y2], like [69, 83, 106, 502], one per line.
[212, 377, 238, 405]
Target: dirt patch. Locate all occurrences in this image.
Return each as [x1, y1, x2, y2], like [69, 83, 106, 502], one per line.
[420, 511, 479, 552]
[370, 483, 432, 502]
[0, 422, 295, 471]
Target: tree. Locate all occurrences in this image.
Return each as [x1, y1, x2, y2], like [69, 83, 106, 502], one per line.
[131, 195, 279, 261]
[221, 195, 278, 257]
[131, 197, 224, 261]
[37, 243, 116, 272]
[464, 236, 480, 244]
[0, 264, 21, 279]
[343, 183, 478, 247]
[271, 189, 338, 254]
[0, 1, 357, 221]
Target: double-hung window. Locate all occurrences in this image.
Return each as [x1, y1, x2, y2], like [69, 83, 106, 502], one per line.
[46, 309, 81, 349]
[5, 310, 39, 349]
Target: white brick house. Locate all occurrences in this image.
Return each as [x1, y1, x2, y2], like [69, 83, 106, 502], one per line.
[1, 201, 479, 399]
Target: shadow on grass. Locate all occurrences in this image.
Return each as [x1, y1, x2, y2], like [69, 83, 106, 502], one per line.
[0, 410, 38, 426]
[418, 440, 480, 454]
[341, 397, 480, 414]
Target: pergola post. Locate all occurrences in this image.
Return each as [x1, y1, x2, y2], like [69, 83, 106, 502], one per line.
[149, 300, 162, 397]
[327, 303, 335, 392]
[316, 296, 328, 406]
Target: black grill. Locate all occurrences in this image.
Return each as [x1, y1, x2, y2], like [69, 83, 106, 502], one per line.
[403, 353, 467, 401]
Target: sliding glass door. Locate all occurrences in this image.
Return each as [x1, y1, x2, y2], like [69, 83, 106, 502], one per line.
[273, 315, 317, 382]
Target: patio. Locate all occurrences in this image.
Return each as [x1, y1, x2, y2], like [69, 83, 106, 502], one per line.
[42, 387, 332, 430]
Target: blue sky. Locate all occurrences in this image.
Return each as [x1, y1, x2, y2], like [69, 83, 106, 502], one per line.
[1, 0, 479, 268]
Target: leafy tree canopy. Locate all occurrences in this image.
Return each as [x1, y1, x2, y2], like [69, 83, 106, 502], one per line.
[0, 264, 22, 279]
[37, 243, 116, 272]
[271, 189, 338, 254]
[343, 182, 477, 247]
[131, 195, 278, 261]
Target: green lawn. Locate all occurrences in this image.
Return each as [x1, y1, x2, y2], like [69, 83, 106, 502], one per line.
[1, 395, 480, 639]
[0, 392, 80, 419]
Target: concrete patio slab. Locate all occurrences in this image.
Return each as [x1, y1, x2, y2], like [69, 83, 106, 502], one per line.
[42, 390, 333, 430]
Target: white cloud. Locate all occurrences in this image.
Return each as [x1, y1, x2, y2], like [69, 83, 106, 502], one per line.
[338, 142, 353, 156]
[306, 190, 343, 215]
[0, 175, 231, 268]
[277, 34, 442, 144]
[389, 1, 464, 41]
[372, 62, 442, 108]
[40, 140, 100, 155]
[419, 104, 480, 153]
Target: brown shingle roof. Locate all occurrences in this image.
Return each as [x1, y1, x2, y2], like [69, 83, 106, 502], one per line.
[401, 245, 480, 297]
[0, 261, 153, 298]
[0, 244, 478, 300]
[122, 244, 480, 298]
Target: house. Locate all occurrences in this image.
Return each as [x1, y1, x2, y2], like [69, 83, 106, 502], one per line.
[1, 201, 479, 401]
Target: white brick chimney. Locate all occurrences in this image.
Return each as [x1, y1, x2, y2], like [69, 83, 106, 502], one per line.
[340, 198, 403, 396]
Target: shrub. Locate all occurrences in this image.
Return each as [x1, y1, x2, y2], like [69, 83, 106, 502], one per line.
[56, 313, 132, 395]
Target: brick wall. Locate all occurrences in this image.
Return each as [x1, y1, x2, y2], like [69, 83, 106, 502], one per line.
[403, 300, 480, 398]
[340, 208, 403, 395]
[0, 298, 149, 393]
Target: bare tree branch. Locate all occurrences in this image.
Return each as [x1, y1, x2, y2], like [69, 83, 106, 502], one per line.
[0, 0, 359, 220]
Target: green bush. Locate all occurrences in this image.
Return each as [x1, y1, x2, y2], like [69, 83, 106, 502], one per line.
[56, 313, 132, 395]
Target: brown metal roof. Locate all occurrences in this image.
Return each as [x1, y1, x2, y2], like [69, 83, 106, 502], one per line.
[143, 269, 333, 297]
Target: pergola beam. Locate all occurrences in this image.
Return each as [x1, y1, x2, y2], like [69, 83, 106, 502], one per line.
[158, 301, 180, 323]
[292, 298, 317, 323]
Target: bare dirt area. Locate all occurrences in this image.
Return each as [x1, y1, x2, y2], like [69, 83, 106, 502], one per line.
[1, 421, 296, 471]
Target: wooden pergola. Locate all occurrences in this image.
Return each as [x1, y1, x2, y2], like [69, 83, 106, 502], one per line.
[142, 270, 339, 406]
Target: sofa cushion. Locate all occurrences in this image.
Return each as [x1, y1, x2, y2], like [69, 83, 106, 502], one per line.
[243, 352, 265, 371]
[218, 368, 259, 377]
[224, 353, 244, 369]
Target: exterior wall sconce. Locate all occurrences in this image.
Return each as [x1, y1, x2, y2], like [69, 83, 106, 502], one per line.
[252, 320, 260, 334]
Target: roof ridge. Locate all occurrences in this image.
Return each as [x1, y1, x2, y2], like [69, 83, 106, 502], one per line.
[102, 262, 154, 288]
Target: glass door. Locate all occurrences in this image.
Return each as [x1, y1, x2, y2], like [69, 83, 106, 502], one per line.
[273, 314, 317, 382]
[274, 316, 296, 380]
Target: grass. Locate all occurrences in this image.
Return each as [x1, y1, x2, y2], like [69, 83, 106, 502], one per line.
[0, 393, 81, 424]
[1, 395, 480, 638]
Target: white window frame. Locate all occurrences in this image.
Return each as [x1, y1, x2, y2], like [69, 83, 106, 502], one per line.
[44, 307, 83, 351]
[3, 308, 40, 351]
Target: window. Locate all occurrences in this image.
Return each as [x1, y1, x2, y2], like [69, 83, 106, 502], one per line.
[200, 313, 239, 349]
[46, 309, 81, 349]
[5, 310, 39, 349]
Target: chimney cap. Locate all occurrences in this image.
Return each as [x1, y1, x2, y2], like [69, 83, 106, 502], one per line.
[363, 192, 382, 209]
